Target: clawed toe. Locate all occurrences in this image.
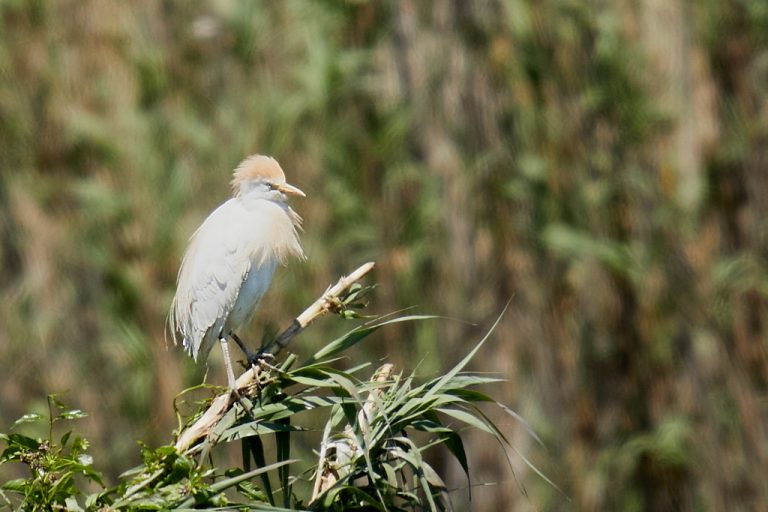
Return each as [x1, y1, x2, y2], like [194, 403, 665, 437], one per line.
[247, 351, 274, 367]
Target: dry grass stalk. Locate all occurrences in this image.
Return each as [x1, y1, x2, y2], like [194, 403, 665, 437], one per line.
[311, 363, 394, 501]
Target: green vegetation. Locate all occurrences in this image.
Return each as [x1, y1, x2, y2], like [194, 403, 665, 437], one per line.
[1, 314, 533, 510]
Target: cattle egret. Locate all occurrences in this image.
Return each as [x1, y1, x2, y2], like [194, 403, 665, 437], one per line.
[169, 155, 305, 389]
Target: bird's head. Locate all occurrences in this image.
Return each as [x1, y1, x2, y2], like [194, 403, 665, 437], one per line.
[231, 154, 305, 201]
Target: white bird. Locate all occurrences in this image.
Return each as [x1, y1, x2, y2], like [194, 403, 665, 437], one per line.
[169, 154, 305, 389]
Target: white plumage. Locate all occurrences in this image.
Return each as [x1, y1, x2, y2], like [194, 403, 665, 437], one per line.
[169, 155, 304, 387]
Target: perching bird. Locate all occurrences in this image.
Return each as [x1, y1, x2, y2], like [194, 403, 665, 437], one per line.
[169, 155, 305, 389]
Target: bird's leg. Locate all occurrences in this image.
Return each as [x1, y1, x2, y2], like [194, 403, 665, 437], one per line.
[229, 331, 257, 361]
[219, 336, 238, 391]
[230, 331, 273, 367]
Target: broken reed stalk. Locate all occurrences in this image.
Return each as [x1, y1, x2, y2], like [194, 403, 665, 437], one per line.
[175, 261, 376, 453]
[311, 363, 394, 502]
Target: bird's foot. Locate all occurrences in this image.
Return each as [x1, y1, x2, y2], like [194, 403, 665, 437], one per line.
[228, 331, 276, 368]
[246, 350, 275, 368]
[228, 386, 242, 400]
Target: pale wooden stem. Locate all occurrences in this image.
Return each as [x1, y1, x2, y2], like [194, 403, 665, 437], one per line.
[174, 262, 376, 453]
[265, 261, 375, 354]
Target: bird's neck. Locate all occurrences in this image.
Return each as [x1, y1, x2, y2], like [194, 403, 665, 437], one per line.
[238, 192, 287, 211]
[236, 194, 304, 262]
[237, 193, 302, 232]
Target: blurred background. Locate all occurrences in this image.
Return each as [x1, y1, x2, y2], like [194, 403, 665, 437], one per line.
[1, 0, 767, 510]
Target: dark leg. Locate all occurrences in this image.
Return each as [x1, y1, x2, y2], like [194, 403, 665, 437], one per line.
[229, 332, 256, 360]
[229, 332, 272, 366]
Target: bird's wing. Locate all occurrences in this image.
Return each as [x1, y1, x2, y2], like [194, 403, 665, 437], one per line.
[170, 200, 253, 360]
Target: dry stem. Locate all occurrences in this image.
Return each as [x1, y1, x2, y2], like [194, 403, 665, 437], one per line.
[310, 363, 394, 501]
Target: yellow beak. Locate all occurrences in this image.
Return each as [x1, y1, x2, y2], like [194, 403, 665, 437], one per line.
[277, 182, 306, 197]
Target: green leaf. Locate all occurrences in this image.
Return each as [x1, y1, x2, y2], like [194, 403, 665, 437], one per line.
[0, 478, 27, 492]
[496, 400, 543, 446]
[235, 478, 269, 503]
[322, 371, 362, 403]
[275, 418, 291, 508]
[307, 315, 436, 363]
[388, 438, 440, 510]
[410, 418, 452, 434]
[436, 407, 494, 434]
[440, 430, 470, 498]
[58, 410, 88, 421]
[320, 485, 386, 511]
[222, 421, 304, 443]
[445, 388, 494, 402]
[3, 433, 41, 453]
[64, 496, 83, 511]
[175, 460, 297, 508]
[48, 394, 67, 410]
[415, 413, 471, 497]
[421, 461, 446, 489]
[243, 436, 274, 506]
[284, 375, 338, 388]
[423, 305, 507, 402]
[442, 374, 505, 391]
[11, 413, 44, 429]
[382, 462, 399, 489]
[84, 491, 102, 509]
